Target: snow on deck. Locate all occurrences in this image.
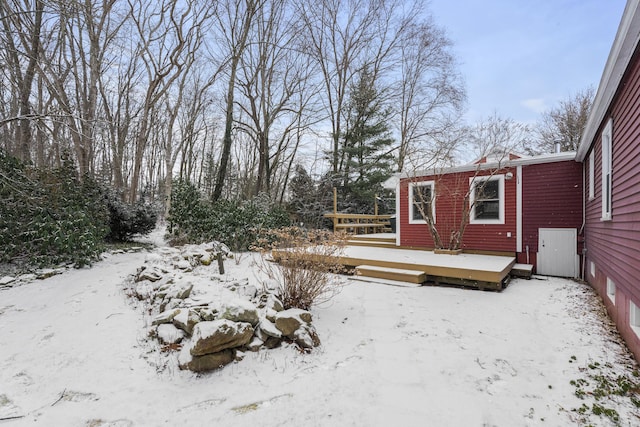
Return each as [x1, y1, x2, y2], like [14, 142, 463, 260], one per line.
[338, 245, 516, 285]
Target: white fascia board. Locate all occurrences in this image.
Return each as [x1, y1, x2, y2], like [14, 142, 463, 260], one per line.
[401, 152, 577, 179]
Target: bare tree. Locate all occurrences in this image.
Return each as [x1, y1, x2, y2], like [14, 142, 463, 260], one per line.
[296, 0, 381, 176]
[0, 0, 44, 162]
[396, 17, 465, 171]
[532, 86, 594, 154]
[210, 0, 263, 202]
[126, 0, 213, 203]
[235, 0, 315, 198]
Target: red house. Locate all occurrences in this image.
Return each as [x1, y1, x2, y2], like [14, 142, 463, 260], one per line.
[575, 0, 640, 361]
[397, 152, 583, 276]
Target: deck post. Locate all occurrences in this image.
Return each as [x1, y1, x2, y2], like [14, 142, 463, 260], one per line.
[374, 193, 378, 216]
[333, 187, 338, 232]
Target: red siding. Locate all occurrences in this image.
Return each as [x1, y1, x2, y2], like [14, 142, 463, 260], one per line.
[584, 43, 640, 361]
[521, 160, 584, 267]
[399, 168, 517, 253]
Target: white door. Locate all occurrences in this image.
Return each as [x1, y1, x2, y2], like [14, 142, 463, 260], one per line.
[538, 228, 578, 277]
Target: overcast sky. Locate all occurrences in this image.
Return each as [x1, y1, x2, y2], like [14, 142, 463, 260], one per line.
[428, 0, 627, 125]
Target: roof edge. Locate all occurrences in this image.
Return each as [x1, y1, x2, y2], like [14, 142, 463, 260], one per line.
[401, 152, 577, 179]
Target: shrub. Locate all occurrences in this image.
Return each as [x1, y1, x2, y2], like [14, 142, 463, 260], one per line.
[0, 151, 109, 268]
[253, 227, 346, 310]
[104, 189, 158, 242]
[167, 180, 291, 250]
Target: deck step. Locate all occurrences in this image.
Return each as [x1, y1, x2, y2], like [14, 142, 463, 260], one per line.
[511, 263, 534, 279]
[355, 264, 426, 284]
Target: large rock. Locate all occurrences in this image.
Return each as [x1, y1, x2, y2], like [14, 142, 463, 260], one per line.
[294, 324, 321, 349]
[135, 266, 164, 283]
[152, 308, 181, 326]
[258, 318, 282, 338]
[218, 299, 259, 326]
[179, 349, 236, 372]
[274, 309, 312, 337]
[172, 309, 201, 335]
[189, 320, 254, 356]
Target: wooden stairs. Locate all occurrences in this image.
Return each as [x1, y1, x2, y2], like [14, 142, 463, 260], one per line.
[355, 264, 426, 284]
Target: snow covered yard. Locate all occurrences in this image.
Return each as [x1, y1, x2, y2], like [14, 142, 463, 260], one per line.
[1, 243, 639, 426]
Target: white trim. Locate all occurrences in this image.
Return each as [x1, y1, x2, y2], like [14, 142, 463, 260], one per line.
[606, 277, 616, 304]
[408, 181, 436, 225]
[601, 118, 613, 221]
[630, 300, 640, 338]
[577, 0, 640, 162]
[401, 152, 577, 179]
[516, 165, 522, 252]
[588, 150, 595, 200]
[469, 175, 505, 225]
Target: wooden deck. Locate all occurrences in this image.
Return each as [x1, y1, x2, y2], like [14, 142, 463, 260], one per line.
[341, 246, 514, 290]
[272, 244, 516, 291]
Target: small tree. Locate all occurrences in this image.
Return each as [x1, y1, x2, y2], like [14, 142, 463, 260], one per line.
[409, 115, 528, 251]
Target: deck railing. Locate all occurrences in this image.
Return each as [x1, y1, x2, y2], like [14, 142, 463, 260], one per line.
[323, 213, 392, 234]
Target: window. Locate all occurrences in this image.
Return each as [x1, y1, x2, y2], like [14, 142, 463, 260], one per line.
[589, 150, 595, 200]
[590, 261, 595, 278]
[606, 278, 616, 304]
[601, 119, 613, 220]
[409, 181, 435, 224]
[470, 175, 504, 224]
[630, 301, 640, 338]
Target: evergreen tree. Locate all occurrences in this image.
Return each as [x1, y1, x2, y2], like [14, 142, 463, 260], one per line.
[337, 66, 396, 211]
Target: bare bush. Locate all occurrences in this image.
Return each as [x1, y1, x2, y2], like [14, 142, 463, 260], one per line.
[252, 227, 347, 310]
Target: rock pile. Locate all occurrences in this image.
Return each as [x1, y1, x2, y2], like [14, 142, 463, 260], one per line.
[129, 242, 321, 373]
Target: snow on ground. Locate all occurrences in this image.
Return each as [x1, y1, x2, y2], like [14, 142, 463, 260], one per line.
[1, 236, 639, 426]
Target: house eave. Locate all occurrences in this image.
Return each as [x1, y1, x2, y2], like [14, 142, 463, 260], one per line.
[576, 0, 640, 162]
[401, 152, 577, 179]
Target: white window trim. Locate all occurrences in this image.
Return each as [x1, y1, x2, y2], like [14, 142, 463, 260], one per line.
[601, 118, 613, 221]
[409, 181, 436, 225]
[588, 150, 595, 200]
[469, 174, 505, 225]
[606, 277, 616, 305]
[630, 301, 640, 338]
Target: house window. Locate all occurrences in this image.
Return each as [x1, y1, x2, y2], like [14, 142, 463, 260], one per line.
[590, 261, 595, 278]
[589, 150, 595, 200]
[630, 301, 640, 338]
[601, 119, 613, 220]
[606, 278, 616, 304]
[469, 175, 504, 224]
[409, 181, 435, 224]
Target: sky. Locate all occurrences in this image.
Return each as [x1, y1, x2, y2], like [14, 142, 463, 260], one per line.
[427, 0, 628, 125]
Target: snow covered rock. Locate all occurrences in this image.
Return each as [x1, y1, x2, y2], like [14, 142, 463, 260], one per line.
[188, 320, 254, 356]
[274, 309, 312, 337]
[258, 318, 282, 339]
[0, 276, 16, 287]
[157, 282, 193, 301]
[172, 308, 201, 336]
[217, 299, 259, 326]
[152, 308, 181, 326]
[156, 324, 185, 344]
[135, 266, 164, 283]
[178, 348, 236, 372]
[293, 324, 321, 349]
[175, 259, 192, 271]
